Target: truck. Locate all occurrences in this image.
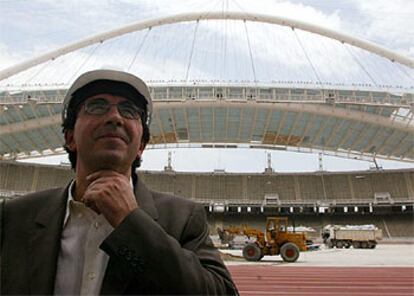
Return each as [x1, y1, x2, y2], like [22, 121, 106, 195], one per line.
[218, 217, 308, 262]
[322, 225, 383, 249]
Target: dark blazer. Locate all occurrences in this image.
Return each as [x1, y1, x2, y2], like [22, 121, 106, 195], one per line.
[1, 178, 238, 295]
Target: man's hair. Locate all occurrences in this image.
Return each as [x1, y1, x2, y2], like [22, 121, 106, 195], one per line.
[62, 80, 151, 173]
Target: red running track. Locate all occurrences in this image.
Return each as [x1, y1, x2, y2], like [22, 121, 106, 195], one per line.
[227, 266, 414, 296]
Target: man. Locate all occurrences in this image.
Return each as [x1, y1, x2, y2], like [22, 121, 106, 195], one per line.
[1, 69, 238, 295]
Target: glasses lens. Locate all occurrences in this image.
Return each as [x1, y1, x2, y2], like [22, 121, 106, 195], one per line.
[84, 98, 109, 115]
[118, 101, 143, 119]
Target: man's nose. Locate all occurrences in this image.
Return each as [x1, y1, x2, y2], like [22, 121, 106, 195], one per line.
[104, 104, 123, 124]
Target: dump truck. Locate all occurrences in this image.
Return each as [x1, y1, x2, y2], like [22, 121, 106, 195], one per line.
[322, 225, 382, 249]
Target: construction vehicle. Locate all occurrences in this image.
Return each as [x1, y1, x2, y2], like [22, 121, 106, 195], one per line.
[322, 225, 383, 249]
[218, 217, 307, 262]
[216, 225, 263, 249]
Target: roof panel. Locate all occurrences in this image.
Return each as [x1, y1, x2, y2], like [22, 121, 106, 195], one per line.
[0, 137, 13, 154]
[187, 108, 201, 142]
[381, 131, 406, 156]
[227, 108, 241, 141]
[342, 122, 365, 149]
[353, 124, 379, 151]
[328, 120, 352, 148]
[14, 132, 34, 152]
[239, 108, 254, 141]
[21, 105, 37, 120]
[266, 110, 282, 133]
[214, 107, 226, 141]
[303, 116, 324, 145]
[36, 105, 52, 117]
[367, 126, 393, 154]
[381, 108, 395, 117]
[4, 108, 21, 124]
[0, 134, 19, 154]
[23, 130, 43, 151]
[201, 107, 213, 141]
[149, 116, 160, 133]
[393, 134, 413, 158]
[1, 100, 412, 162]
[173, 108, 188, 141]
[280, 111, 295, 135]
[400, 143, 414, 159]
[43, 127, 58, 150]
[252, 108, 268, 141]
[292, 112, 310, 138]
[52, 104, 63, 114]
[314, 116, 337, 146]
[159, 109, 174, 133]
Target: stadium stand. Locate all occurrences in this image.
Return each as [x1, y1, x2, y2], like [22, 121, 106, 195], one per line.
[0, 161, 413, 238]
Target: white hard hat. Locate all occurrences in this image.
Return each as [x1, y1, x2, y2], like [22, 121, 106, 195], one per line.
[62, 69, 152, 124]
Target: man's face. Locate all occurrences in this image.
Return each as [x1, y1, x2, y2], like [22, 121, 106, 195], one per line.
[64, 93, 145, 175]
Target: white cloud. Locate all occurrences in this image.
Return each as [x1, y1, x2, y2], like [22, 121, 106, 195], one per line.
[0, 44, 22, 69]
[342, 0, 414, 58]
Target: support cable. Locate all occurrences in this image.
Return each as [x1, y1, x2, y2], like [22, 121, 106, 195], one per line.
[232, 0, 249, 15]
[293, 29, 323, 87]
[116, 32, 139, 69]
[44, 53, 69, 85]
[233, 0, 258, 83]
[221, 0, 229, 82]
[23, 60, 52, 86]
[395, 63, 414, 83]
[185, 20, 200, 82]
[127, 28, 151, 71]
[222, 21, 228, 83]
[67, 43, 101, 83]
[189, 0, 222, 83]
[243, 20, 257, 84]
[344, 44, 378, 87]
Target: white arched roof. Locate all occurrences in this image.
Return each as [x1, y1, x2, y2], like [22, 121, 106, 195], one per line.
[0, 11, 413, 93]
[1, 11, 412, 81]
[0, 10, 413, 162]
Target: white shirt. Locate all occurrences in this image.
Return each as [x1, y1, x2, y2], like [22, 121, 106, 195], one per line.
[54, 181, 114, 296]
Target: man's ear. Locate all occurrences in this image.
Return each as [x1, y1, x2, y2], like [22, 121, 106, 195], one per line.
[136, 142, 146, 160]
[64, 130, 76, 152]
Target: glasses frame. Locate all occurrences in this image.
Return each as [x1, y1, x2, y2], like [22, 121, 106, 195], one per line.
[83, 97, 146, 121]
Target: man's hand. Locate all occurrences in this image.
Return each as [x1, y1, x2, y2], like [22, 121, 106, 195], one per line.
[83, 170, 138, 227]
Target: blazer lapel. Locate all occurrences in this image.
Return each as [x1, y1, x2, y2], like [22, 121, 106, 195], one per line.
[134, 177, 158, 220]
[101, 177, 158, 295]
[28, 186, 68, 295]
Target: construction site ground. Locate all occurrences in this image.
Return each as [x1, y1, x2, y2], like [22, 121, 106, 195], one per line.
[222, 243, 414, 295]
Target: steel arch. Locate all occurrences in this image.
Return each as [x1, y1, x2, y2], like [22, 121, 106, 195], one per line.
[1, 11, 413, 81]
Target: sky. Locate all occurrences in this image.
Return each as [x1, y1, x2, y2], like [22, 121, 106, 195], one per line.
[1, 0, 413, 66]
[1, 0, 414, 172]
[1, 0, 413, 88]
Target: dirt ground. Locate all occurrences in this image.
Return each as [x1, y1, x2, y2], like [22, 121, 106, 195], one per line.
[221, 243, 414, 266]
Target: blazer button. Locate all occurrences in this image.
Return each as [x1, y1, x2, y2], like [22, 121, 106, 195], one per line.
[131, 257, 144, 273]
[125, 250, 134, 261]
[117, 245, 128, 256]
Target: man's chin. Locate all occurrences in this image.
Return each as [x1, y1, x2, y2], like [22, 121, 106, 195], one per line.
[89, 153, 131, 172]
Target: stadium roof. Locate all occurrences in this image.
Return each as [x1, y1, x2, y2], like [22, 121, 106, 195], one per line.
[0, 9, 413, 162]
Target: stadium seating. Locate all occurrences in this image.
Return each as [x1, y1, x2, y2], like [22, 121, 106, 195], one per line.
[1, 161, 413, 237]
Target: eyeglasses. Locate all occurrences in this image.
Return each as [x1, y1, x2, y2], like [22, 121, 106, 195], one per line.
[83, 97, 146, 120]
